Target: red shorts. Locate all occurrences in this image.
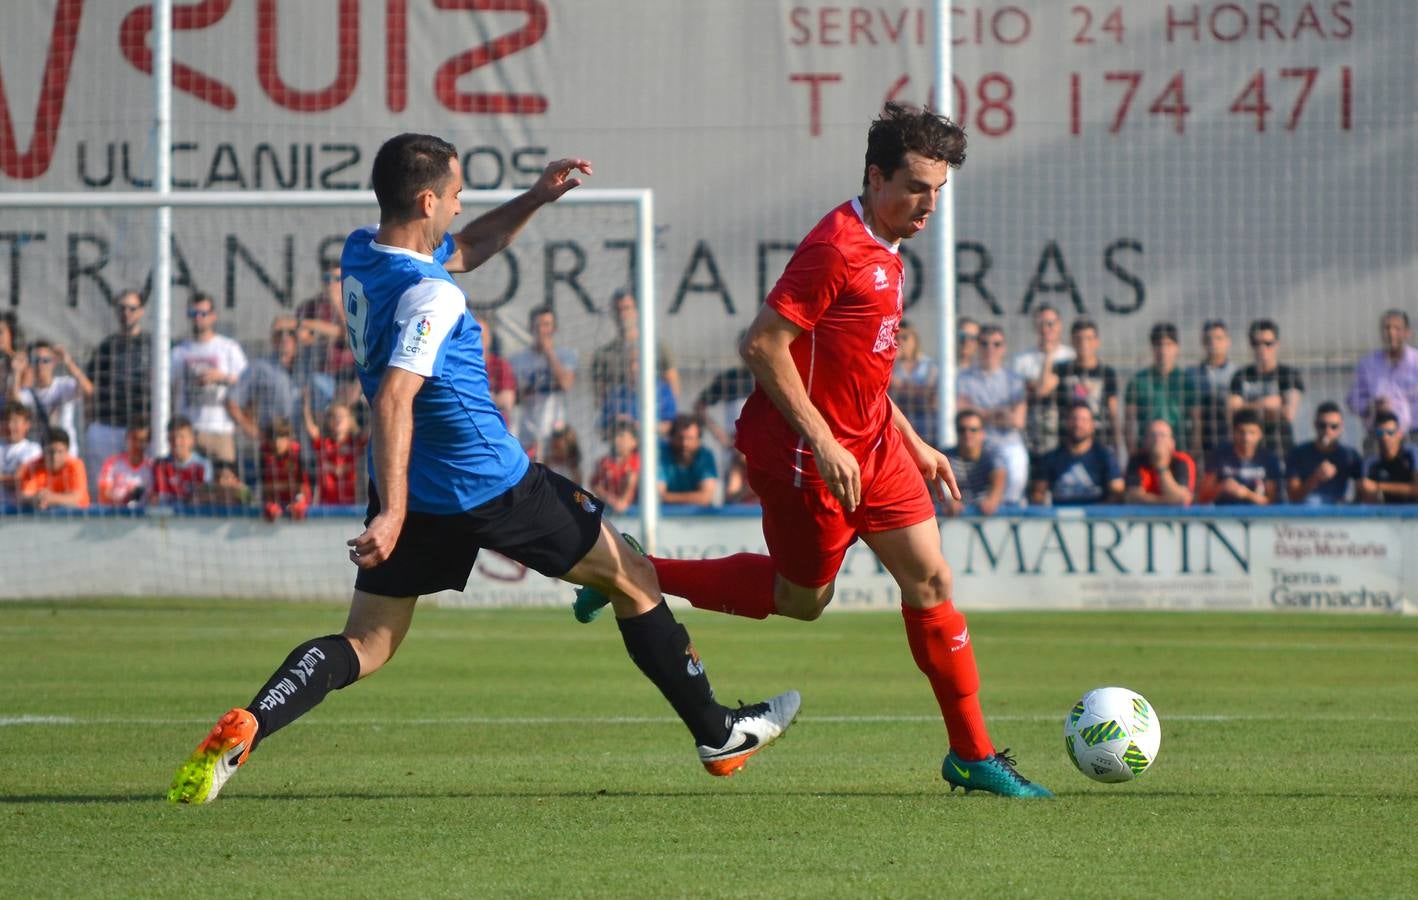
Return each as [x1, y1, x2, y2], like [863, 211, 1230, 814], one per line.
[747, 427, 935, 588]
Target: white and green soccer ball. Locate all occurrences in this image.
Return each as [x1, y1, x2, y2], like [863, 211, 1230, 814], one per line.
[1063, 687, 1161, 783]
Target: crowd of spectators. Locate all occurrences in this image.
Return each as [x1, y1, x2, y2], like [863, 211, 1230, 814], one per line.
[2, 279, 1415, 518]
[918, 308, 1418, 512]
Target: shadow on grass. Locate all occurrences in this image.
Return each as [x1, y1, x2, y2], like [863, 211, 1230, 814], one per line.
[5, 788, 1415, 804]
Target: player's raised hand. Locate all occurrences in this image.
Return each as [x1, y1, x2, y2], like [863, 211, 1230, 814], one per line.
[533, 158, 593, 204]
[347, 511, 402, 569]
[813, 438, 863, 513]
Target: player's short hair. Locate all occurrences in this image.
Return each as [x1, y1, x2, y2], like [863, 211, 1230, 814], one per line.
[527, 304, 556, 329]
[1202, 318, 1227, 335]
[189, 291, 215, 310]
[1247, 318, 1279, 342]
[862, 102, 967, 189]
[126, 418, 150, 435]
[1381, 308, 1410, 329]
[1033, 302, 1059, 320]
[167, 414, 194, 433]
[610, 416, 639, 440]
[1232, 409, 1263, 430]
[1314, 401, 1342, 419]
[4, 402, 32, 421]
[371, 133, 458, 223]
[47, 427, 71, 448]
[1374, 410, 1401, 429]
[1071, 317, 1098, 336]
[977, 324, 1004, 342]
[669, 413, 701, 438]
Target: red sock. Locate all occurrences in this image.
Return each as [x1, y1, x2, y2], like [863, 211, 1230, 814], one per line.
[901, 602, 994, 760]
[650, 554, 778, 620]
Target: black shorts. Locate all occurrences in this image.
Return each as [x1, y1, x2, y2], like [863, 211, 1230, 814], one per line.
[353, 463, 605, 598]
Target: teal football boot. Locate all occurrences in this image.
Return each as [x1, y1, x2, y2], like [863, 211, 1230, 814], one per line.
[942, 748, 1054, 798]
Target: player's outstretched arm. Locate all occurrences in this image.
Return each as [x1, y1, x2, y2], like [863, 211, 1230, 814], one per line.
[445, 157, 592, 273]
[349, 366, 424, 569]
[740, 304, 862, 512]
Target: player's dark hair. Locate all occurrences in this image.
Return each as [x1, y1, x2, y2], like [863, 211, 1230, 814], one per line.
[1071, 317, 1098, 336]
[1314, 401, 1342, 419]
[5, 402, 32, 421]
[1202, 318, 1227, 335]
[48, 427, 71, 448]
[1066, 398, 1094, 415]
[977, 324, 1003, 342]
[1381, 308, 1410, 329]
[1232, 409, 1263, 430]
[30, 339, 53, 354]
[1374, 410, 1400, 429]
[527, 304, 556, 329]
[1248, 318, 1279, 342]
[168, 414, 194, 433]
[372, 133, 458, 223]
[127, 417, 150, 434]
[669, 413, 702, 438]
[189, 291, 214, 310]
[862, 101, 967, 189]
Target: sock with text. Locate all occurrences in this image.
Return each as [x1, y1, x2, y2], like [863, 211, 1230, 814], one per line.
[650, 553, 777, 620]
[616, 602, 732, 747]
[901, 602, 994, 761]
[244, 633, 360, 750]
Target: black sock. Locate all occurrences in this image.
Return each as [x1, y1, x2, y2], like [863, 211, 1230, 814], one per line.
[244, 634, 360, 750]
[617, 603, 732, 748]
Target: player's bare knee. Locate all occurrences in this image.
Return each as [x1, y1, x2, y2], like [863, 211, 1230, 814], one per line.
[343, 633, 394, 678]
[775, 581, 834, 621]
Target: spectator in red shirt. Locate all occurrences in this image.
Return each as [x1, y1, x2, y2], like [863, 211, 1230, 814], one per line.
[260, 419, 310, 521]
[98, 419, 153, 507]
[590, 416, 640, 513]
[1124, 419, 1196, 506]
[18, 427, 89, 510]
[153, 415, 212, 506]
[473, 311, 517, 426]
[305, 400, 367, 506]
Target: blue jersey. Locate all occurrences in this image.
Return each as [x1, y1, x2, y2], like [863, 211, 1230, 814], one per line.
[341, 226, 528, 513]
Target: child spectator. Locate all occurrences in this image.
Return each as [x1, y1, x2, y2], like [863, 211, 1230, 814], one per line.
[196, 460, 253, 510]
[589, 417, 640, 514]
[260, 419, 310, 521]
[98, 419, 153, 507]
[153, 415, 212, 506]
[542, 424, 583, 485]
[2, 404, 42, 507]
[305, 401, 367, 506]
[18, 427, 89, 510]
[1200, 409, 1282, 505]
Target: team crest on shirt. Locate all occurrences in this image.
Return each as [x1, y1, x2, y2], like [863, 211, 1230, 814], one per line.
[572, 490, 599, 514]
[416, 317, 431, 337]
[873, 265, 890, 291]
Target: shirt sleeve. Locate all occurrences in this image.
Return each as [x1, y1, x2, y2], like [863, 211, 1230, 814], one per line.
[765, 240, 850, 331]
[694, 448, 719, 481]
[386, 279, 466, 378]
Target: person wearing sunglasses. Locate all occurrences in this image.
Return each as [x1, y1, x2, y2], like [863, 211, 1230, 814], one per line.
[1285, 402, 1362, 504]
[957, 324, 1030, 506]
[1358, 411, 1418, 503]
[941, 408, 1005, 516]
[8, 339, 92, 450]
[84, 290, 151, 497]
[1227, 318, 1304, 457]
[170, 292, 247, 465]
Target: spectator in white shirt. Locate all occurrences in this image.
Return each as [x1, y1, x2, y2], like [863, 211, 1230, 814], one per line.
[171, 292, 247, 464]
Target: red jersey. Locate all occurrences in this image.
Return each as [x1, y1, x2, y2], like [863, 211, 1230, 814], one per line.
[736, 198, 904, 484]
[153, 454, 211, 504]
[261, 441, 310, 507]
[314, 434, 366, 505]
[591, 451, 640, 499]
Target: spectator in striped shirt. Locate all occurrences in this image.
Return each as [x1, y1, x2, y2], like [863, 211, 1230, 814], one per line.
[941, 409, 1005, 516]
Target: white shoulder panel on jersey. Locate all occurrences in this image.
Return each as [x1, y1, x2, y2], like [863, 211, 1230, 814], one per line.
[387, 278, 466, 377]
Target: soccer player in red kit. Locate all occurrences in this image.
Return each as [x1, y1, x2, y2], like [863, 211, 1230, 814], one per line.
[576, 102, 1051, 797]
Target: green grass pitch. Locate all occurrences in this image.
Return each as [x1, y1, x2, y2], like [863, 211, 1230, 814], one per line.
[2, 600, 1414, 897]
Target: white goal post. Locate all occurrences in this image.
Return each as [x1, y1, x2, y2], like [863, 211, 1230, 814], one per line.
[0, 188, 663, 551]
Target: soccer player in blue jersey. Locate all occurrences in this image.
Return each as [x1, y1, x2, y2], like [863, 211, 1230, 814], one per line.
[168, 133, 799, 804]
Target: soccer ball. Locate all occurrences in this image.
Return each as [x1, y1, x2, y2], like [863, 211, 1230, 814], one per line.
[1063, 686, 1161, 783]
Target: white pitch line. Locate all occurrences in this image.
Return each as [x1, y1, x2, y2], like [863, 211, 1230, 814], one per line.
[2, 713, 1415, 727]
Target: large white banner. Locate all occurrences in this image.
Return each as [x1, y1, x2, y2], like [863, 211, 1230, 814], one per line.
[1, 513, 1410, 613]
[2, 1, 1413, 368]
